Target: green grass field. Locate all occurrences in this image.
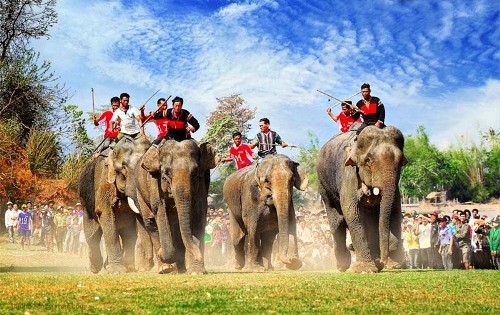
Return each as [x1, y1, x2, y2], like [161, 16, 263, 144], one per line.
[0, 239, 498, 314]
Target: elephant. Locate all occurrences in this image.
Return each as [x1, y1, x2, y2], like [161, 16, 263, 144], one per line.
[79, 136, 151, 274]
[223, 154, 308, 271]
[133, 139, 217, 274]
[317, 125, 407, 273]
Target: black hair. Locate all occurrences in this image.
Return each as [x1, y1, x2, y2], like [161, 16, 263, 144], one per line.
[157, 98, 166, 104]
[120, 92, 130, 99]
[232, 131, 242, 138]
[259, 118, 270, 124]
[361, 83, 371, 90]
[172, 96, 184, 105]
[110, 96, 120, 103]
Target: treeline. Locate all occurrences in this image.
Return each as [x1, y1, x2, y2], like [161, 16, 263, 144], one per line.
[0, 1, 94, 200]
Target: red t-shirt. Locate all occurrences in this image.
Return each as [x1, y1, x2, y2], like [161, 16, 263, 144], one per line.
[96, 110, 118, 138]
[336, 112, 359, 133]
[229, 143, 254, 170]
[145, 113, 168, 138]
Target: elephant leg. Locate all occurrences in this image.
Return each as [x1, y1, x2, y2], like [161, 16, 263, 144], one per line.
[229, 211, 245, 270]
[343, 206, 378, 273]
[387, 205, 403, 269]
[97, 200, 127, 274]
[245, 220, 264, 272]
[261, 231, 276, 271]
[83, 215, 103, 274]
[284, 207, 302, 270]
[136, 218, 154, 272]
[117, 205, 138, 272]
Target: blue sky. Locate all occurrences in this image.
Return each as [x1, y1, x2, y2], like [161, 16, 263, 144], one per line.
[34, 0, 500, 152]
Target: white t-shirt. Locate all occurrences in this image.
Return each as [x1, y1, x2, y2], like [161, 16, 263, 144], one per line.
[418, 223, 432, 249]
[111, 106, 141, 135]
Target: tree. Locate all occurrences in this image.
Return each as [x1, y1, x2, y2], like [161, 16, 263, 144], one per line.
[203, 94, 255, 207]
[400, 126, 450, 198]
[0, 51, 66, 140]
[60, 104, 94, 157]
[295, 130, 321, 207]
[0, 0, 57, 64]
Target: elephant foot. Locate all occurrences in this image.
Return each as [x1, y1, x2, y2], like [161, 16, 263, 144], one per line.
[384, 258, 402, 270]
[352, 261, 379, 274]
[89, 263, 102, 274]
[187, 265, 207, 275]
[244, 263, 266, 272]
[159, 263, 176, 274]
[285, 257, 303, 270]
[105, 263, 128, 274]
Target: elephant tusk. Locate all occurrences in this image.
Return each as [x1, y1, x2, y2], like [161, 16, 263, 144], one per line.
[127, 197, 140, 214]
[373, 187, 380, 196]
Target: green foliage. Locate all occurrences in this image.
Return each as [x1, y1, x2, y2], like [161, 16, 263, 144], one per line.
[25, 127, 61, 177]
[59, 153, 90, 190]
[297, 130, 320, 191]
[400, 126, 449, 198]
[60, 104, 94, 157]
[202, 116, 240, 158]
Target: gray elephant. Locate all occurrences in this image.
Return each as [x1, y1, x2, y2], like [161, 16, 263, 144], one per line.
[223, 154, 308, 271]
[133, 139, 217, 274]
[317, 126, 407, 273]
[79, 136, 151, 274]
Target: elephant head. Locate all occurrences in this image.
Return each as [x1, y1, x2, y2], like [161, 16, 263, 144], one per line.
[345, 126, 407, 265]
[109, 137, 151, 196]
[255, 155, 308, 268]
[141, 139, 217, 273]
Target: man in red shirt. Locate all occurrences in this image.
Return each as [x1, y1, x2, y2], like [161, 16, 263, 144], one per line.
[326, 101, 360, 133]
[351, 83, 385, 133]
[93, 96, 120, 156]
[222, 131, 254, 170]
[141, 98, 169, 145]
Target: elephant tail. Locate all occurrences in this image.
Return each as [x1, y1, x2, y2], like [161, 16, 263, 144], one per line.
[79, 159, 96, 218]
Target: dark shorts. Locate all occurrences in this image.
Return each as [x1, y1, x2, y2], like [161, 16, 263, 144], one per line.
[19, 228, 31, 236]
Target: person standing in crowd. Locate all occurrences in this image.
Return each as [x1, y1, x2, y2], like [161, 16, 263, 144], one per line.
[54, 206, 68, 253]
[438, 217, 454, 270]
[221, 131, 255, 170]
[417, 215, 432, 268]
[454, 212, 472, 269]
[490, 216, 500, 270]
[32, 204, 43, 245]
[41, 206, 54, 252]
[93, 96, 120, 157]
[250, 118, 288, 158]
[405, 223, 420, 269]
[326, 101, 360, 133]
[140, 97, 169, 145]
[4, 201, 16, 243]
[151, 96, 200, 142]
[17, 204, 32, 250]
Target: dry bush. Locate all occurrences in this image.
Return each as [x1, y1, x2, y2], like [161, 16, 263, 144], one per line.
[59, 153, 90, 190]
[25, 128, 61, 177]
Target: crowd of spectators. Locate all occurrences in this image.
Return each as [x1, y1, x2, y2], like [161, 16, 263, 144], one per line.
[403, 208, 499, 270]
[2, 200, 87, 256]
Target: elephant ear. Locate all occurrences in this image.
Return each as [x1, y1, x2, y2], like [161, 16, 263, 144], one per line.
[293, 163, 308, 191]
[141, 145, 160, 174]
[200, 142, 218, 170]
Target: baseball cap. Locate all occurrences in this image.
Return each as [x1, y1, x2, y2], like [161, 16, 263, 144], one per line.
[7, 201, 13, 205]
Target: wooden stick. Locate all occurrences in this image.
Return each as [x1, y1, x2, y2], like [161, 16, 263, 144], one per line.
[140, 95, 172, 128]
[91, 88, 95, 118]
[317, 89, 362, 111]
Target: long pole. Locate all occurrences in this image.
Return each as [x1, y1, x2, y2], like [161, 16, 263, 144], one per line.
[317, 89, 361, 110]
[91, 88, 95, 118]
[140, 95, 172, 128]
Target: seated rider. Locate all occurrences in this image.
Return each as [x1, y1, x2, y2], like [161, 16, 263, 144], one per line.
[326, 100, 361, 133]
[351, 83, 385, 134]
[221, 131, 255, 170]
[249, 118, 288, 158]
[140, 98, 168, 145]
[93, 96, 120, 157]
[151, 96, 199, 142]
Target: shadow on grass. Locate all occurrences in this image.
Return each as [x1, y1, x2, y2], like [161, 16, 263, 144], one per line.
[0, 265, 87, 273]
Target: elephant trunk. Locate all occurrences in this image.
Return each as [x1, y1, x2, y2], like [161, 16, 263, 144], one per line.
[173, 184, 203, 269]
[156, 196, 176, 263]
[274, 183, 297, 266]
[378, 176, 397, 265]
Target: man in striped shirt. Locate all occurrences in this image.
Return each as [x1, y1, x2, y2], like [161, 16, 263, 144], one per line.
[249, 118, 288, 158]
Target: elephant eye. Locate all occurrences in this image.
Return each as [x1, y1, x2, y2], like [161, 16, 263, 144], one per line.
[364, 156, 372, 165]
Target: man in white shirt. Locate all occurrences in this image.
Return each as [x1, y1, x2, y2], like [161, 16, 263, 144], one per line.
[418, 216, 432, 268]
[4, 201, 17, 243]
